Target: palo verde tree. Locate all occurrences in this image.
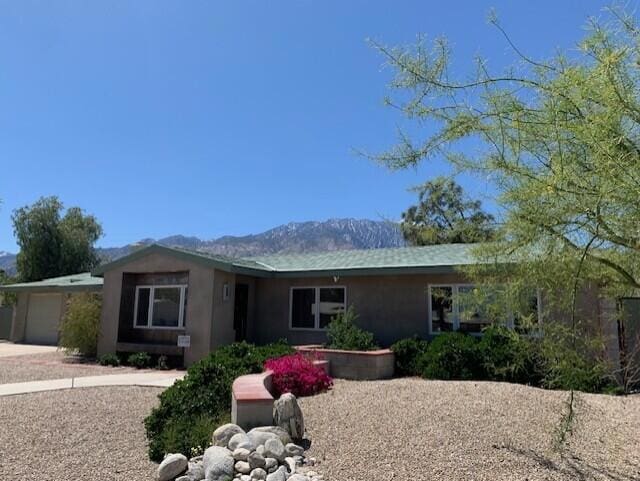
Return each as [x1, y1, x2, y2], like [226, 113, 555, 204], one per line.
[372, 7, 640, 308]
[12, 196, 103, 282]
[401, 176, 494, 245]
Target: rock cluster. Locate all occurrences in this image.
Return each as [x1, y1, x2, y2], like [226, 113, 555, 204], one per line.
[157, 424, 323, 481]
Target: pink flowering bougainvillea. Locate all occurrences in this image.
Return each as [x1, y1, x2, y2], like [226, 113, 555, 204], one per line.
[264, 353, 333, 397]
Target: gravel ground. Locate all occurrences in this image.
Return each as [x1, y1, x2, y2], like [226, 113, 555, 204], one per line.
[0, 386, 161, 480]
[0, 379, 637, 481]
[0, 351, 138, 384]
[299, 378, 640, 481]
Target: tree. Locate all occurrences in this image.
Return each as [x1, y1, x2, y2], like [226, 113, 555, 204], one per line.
[372, 7, 640, 306]
[401, 176, 494, 245]
[12, 196, 103, 282]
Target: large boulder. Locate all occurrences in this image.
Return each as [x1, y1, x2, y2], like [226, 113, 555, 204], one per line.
[248, 426, 292, 446]
[212, 424, 245, 448]
[273, 393, 304, 439]
[202, 446, 234, 481]
[157, 453, 188, 481]
[184, 460, 205, 481]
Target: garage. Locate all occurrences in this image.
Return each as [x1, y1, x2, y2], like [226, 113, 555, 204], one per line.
[25, 293, 64, 344]
[0, 272, 103, 345]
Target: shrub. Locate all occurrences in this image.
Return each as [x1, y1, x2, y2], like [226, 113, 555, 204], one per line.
[391, 336, 430, 376]
[326, 306, 379, 351]
[58, 293, 101, 357]
[98, 353, 120, 367]
[264, 353, 333, 397]
[144, 341, 293, 461]
[419, 332, 482, 380]
[478, 325, 544, 385]
[127, 352, 152, 369]
[539, 323, 613, 393]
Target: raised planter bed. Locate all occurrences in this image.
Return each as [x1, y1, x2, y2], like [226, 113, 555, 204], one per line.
[295, 345, 395, 380]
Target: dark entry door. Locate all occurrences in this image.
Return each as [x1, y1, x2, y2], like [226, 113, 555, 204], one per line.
[233, 284, 249, 342]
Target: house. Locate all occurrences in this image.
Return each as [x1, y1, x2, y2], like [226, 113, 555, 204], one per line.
[0, 243, 623, 367]
[91, 243, 618, 366]
[1, 273, 103, 344]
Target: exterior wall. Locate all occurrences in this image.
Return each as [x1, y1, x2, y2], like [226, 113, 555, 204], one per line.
[97, 252, 216, 366]
[0, 306, 12, 339]
[236, 275, 257, 342]
[10, 292, 29, 342]
[253, 273, 466, 347]
[211, 269, 236, 349]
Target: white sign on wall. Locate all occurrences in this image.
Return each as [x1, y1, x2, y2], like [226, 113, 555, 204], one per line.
[177, 335, 191, 348]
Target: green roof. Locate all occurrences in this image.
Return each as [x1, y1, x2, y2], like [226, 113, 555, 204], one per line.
[1, 244, 481, 291]
[249, 243, 479, 275]
[0, 272, 103, 292]
[93, 242, 480, 278]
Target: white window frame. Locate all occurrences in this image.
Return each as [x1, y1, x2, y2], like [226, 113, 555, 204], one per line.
[133, 284, 187, 330]
[427, 284, 542, 336]
[289, 286, 347, 331]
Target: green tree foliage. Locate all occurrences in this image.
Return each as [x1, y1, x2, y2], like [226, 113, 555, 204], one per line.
[372, 8, 640, 303]
[12, 196, 103, 282]
[0, 270, 17, 306]
[58, 293, 102, 357]
[401, 177, 495, 245]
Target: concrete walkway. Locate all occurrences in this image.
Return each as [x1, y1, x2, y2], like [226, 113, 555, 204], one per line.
[0, 342, 58, 358]
[0, 371, 185, 397]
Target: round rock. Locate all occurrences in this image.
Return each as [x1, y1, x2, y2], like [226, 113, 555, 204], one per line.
[203, 446, 235, 481]
[247, 451, 266, 469]
[285, 443, 304, 457]
[213, 424, 245, 447]
[157, 453, 188, 481]
[265, 465, 288, 481]
[263, 438, 285, 462]
[250, 467, 267, 480]
[229, 432, 254, 451]
[234, 461, 251, 474]
[248, 426, 292, 445]
[233, 448, 251, 461]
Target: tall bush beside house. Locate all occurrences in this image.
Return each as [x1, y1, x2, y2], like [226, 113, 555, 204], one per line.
[391, 336, 430, 376]
[326, 306, 379, 351]
[265, 352, 333, 397]
[144, 341, 293, 462]
[419, 332, 482, 380]
[478, 325, 544, 385]
[58, 293, 101, 357]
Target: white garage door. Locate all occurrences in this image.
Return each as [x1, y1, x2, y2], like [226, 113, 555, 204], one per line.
[25, 293, 63, 345]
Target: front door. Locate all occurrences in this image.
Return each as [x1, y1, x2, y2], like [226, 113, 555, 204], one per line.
[233, 284, 249, 342]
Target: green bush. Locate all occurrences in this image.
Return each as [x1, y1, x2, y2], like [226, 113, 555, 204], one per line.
[127, 352, 152, 369]
[98, 353, 120, 367]
[539, 324, 613, 393]
[419, 332, 482, 380]
[478, 325, 544, 385]
[58, 293, 102, 357]
[391, 336, 430, 376]
[144, 341, 293, 461]
[326, 306, 379, 351]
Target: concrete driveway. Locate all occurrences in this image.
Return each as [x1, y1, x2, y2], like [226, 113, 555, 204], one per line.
[0, 341, 58, 358]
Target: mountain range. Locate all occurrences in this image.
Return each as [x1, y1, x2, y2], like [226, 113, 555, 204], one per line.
[0, 218, 406, 276]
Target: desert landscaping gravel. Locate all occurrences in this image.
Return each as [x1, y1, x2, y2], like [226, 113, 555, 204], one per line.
[300, 378, 640, 481]
[0, 386, 160, 480]
[0, 351, 138, 384]
[0, 378, 638, 481]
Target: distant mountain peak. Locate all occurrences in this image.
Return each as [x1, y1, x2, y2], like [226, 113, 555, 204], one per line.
[0, 218, 406, 275]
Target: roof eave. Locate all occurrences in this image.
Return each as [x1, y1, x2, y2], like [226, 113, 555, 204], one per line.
[269, 264, 466, 278]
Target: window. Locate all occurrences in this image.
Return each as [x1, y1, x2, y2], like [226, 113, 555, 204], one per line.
[429, 284, 542, 335]
[290, 286, 346, 330]
[134, 285, 187, 329]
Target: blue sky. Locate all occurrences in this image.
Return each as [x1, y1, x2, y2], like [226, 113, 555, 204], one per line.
[0, 0, 619, 252]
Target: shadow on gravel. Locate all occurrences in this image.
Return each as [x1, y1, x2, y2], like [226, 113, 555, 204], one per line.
[496, 444, 638, 481]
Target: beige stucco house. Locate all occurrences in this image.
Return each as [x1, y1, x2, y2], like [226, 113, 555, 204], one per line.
[1, 243, 628, 368]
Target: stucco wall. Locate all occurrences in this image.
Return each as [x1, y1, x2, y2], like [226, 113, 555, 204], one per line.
[10, 292, 29, 342]
[211, 269, 236, 349]
[252, 273, 467, 346]
[97, 252, 216, 365]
